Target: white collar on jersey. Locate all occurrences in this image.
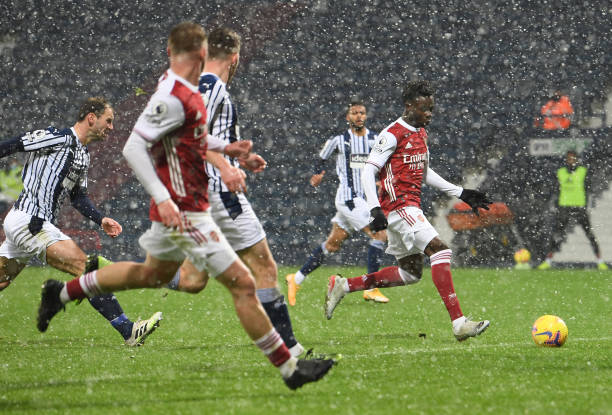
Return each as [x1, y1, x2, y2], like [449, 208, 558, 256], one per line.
[167, 69, 200, 93]
[70, 127, 79, 141]
[396, 117, 418, 132]
[70, 127, 87, 148]
[346, 128, 370, 136]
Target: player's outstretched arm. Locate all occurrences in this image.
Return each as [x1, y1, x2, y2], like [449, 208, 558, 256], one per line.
[0, 136, 24, 158]
[70, 186, 106, 226]
[459, 188, 492, 215]
[424, 168, 463, 196]
[424, 167, 491, 214]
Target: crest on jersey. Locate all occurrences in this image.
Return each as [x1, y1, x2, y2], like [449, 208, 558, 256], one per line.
[405, 142, 413, 149]
[146, 101, 168, 125]
[373, 136, 387, 153]
[153, 102, 167, 115]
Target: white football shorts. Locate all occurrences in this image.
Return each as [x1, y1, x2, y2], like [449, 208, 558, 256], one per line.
[208, 191, 266, 252]
[331, 196, 370, 234]
[385, 206, 438, 258]
[0, 208, 71, 264]
[138, 210, 238, 278]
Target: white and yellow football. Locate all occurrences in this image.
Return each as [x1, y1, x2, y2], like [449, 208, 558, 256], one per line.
[514, 248, 531, 264]
[531, 315, 568, 347]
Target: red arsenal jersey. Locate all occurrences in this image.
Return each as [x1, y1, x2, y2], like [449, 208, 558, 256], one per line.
[132, 69, 209, 222]
[368, 118, 429, 215]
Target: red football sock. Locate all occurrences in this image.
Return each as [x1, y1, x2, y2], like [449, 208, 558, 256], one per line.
[430, 250, 463, 321]
[347, 266, 405, 292]
[65, 271, 102, 301]
[254, 328, 291, 367]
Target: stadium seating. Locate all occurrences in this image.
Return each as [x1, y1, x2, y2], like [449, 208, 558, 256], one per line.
[1, 1, 609, 265]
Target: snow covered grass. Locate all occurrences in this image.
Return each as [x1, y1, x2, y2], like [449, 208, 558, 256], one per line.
[1, 266, 610, 414]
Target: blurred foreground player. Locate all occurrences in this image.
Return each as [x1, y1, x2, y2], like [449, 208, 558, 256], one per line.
[38, 22, 334, 389]
[166, 27, 305, 357]
[0, 97, 161, 346]
[286, 100, 388, 305]
[325, 81, 491, 341]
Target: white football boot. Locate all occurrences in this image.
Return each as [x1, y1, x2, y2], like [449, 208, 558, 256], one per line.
[453, 317, 490, 341]
[325, 275, 347, 320]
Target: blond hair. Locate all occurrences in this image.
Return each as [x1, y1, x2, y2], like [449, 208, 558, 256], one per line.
[207, 27, 241, 59]
[168, 22, 207, 55]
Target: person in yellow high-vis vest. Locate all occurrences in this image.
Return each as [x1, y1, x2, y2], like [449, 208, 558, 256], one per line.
[538, 150, 608, 270]
[0, 160, 23, 202]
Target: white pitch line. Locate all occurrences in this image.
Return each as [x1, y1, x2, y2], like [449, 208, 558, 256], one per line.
[350, 336, 612, 358]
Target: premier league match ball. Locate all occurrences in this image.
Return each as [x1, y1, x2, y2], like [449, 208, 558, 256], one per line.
[514, 248, 531, 264]
[532, 315, 568, 347]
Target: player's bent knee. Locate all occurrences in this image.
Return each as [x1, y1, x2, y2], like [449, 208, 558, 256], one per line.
[258, 256, 278, 278]
[231, 271, 258, 299]
[398, 267, 422, 285]
[238, 273, 257, 291]
[398, 254, 424, 279]
[181, 276, 207, 293]
[326, 242, 342, 253]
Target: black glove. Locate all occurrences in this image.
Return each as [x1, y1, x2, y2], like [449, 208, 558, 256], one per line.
[459, 188, 492, 216]
[368, 207, 388, 232]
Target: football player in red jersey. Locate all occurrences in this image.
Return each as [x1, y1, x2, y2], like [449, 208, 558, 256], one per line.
[166, 27, 305, 358]
[325, 80, 492, 341]
[38, 21, 334, 389]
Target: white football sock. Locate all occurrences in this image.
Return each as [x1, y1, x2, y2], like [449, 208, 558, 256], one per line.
[295, 271, 306, 285]
[279, 356, 298, 379]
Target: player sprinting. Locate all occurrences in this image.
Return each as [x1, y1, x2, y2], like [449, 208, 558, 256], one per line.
[286, 100, 389, 305]
[165, 27, 305, 357]
[325, 81, 492, 341]
[37, 22, 334, 389]
[0, 97, 161, 346]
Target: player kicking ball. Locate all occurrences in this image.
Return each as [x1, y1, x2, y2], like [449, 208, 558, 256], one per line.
[325, 81, 491, 341]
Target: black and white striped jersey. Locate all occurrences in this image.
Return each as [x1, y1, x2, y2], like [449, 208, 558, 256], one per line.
[14, 127, 90, 224]
[318, 128, 377, 203]
[199, 72, 239, 193]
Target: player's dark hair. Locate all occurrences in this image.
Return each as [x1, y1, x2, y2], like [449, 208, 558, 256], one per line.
[77, 97, 111, 121]
[347, 99, 366, 113]
[208, 27, 241, 59]
[168, 21, 207, 55]
[566, 150, 577, 157]
[402, 80, 434, 104]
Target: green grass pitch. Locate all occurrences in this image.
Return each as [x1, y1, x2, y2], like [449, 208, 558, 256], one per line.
[0, 265, 610, 414]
